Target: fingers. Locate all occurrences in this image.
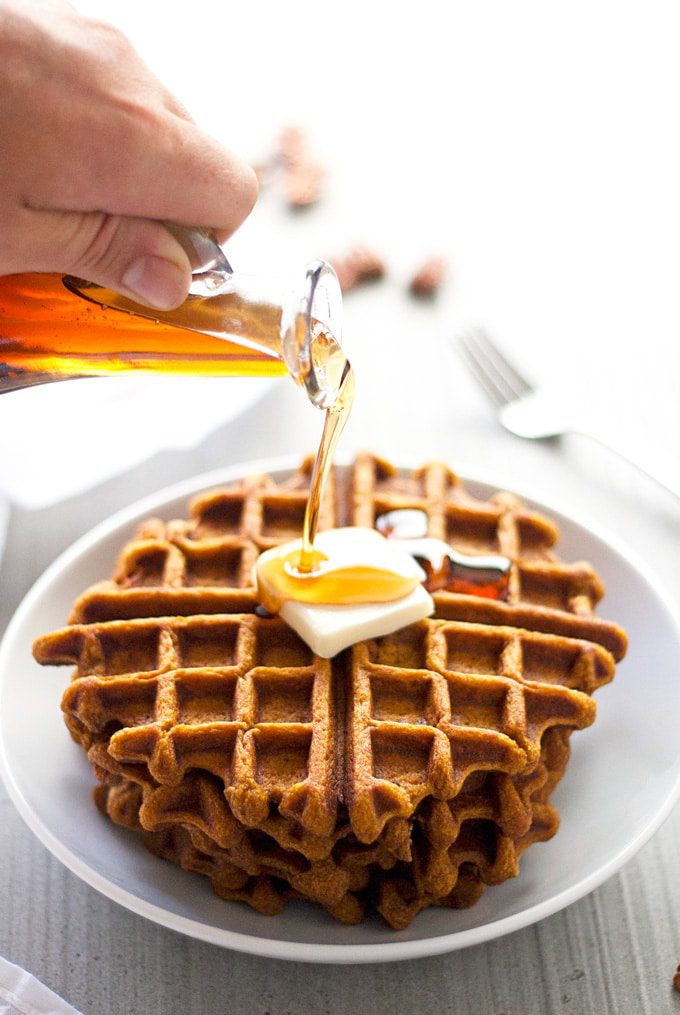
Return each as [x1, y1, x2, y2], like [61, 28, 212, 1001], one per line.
[22, 102, 259, 242]
[14, 207, 194, 310]
[155, 117, 260, 237]
[0, 1, 258, 287]
[6, 5, 258, 242]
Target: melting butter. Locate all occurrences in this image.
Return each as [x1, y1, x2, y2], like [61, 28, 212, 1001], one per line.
[254, 527, 434, 658]
[256, 527, 426, 613]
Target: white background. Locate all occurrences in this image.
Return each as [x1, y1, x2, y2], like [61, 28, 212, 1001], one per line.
[81, 1, 680, 470]
[6, 0, 680, 504]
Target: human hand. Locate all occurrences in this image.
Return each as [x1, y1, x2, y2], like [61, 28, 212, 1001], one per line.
[0, 0, 257, 309]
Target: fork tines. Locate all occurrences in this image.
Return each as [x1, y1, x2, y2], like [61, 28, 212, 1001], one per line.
[457, 329, 534, 408]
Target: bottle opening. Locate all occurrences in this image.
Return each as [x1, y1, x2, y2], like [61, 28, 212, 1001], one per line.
[281, 260, 344, 410]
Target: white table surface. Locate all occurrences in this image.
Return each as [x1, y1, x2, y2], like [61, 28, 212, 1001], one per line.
[2, 2, 680, 1012]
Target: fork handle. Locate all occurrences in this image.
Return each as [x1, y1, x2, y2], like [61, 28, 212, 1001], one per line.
[575, 428, 680, 502]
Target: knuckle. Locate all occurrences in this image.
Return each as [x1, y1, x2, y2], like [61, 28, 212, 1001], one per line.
[117, 97, 165, 136]
[83, 18, 132, 56]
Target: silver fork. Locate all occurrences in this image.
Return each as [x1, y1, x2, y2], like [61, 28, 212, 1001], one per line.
[457, 327, 680, 500]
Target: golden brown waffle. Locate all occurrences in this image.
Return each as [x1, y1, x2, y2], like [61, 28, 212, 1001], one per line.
[350, 456, 626, 658]
[64, 463, 336, 624]
[33, 453, 627, 928]
[374, 727, 570, 928]
[49, 614, 338, 839]
[40, 606, 607, 847]
[344, 619, 611, 843]
[94, 727, 569, 928]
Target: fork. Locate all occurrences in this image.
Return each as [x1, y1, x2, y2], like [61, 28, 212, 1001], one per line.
[456, 327, 680, 500]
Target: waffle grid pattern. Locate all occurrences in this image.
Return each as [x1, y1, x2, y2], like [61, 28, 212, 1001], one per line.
[33, 453, 627, 928]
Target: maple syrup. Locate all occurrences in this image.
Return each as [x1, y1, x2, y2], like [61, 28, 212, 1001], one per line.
[297, 334, 355, 574]
[0, 244, 346, 403]
[1, 253, 357, 596]
[257, 544, 418, 613]
[375, 509, 512, 601]
[0, 273, 289, 392]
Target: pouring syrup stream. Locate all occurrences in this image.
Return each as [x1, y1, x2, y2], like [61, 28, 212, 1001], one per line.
[298, 333, 355, 574]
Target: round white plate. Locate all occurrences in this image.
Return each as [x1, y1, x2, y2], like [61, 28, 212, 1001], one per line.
[1, 457, 680, 964]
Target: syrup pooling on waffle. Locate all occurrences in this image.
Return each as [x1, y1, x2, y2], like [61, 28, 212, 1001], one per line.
[63, 453, 627, 660]
[351, 455, 627, 658]
[375, 507, 513, 599]
[33, 453, 627, 928]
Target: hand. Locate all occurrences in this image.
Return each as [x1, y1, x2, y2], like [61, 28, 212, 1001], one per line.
[0, 0, 258, 309]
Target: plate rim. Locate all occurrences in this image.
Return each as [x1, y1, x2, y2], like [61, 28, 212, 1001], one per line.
[2, 453, 680, 964]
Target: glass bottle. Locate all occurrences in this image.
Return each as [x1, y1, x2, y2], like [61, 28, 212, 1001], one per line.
[0, 225, 344, 409]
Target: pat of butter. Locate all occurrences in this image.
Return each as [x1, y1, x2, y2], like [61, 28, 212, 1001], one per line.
[280, 584, 434, 658]
[255, 527, 435, 658]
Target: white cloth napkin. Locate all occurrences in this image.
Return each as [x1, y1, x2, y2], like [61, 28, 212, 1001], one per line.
[0, 375, 276, 510]
[0, 957, 82, 1015]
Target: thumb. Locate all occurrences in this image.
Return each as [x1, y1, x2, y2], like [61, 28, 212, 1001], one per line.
[18, 209, 193, 310]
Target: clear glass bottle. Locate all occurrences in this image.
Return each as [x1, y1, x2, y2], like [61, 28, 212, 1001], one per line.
[0, 225, 344, 409]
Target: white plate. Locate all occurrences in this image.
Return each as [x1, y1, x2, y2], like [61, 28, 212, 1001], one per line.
[1, 457, 680, 964]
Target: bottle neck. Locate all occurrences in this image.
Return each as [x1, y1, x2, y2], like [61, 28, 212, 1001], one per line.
[64, 256, 344, 410]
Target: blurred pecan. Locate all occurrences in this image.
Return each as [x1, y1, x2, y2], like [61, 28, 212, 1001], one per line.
[279, 128, 307, 164]
[282, 161, 325, 209]
[330, 246, 386, 293]
[409, 256, 447, 297]
[278, 127, 325, 209]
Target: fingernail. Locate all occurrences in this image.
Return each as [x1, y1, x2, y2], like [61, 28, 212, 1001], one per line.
[121, 255, 188, 310]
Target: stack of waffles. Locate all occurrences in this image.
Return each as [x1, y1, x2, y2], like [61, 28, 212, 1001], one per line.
[33, 454, 627, 928]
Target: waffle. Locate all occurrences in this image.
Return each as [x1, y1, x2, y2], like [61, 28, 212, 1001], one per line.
[33, 453, 627, 928]
[94, 726, 570, 928]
